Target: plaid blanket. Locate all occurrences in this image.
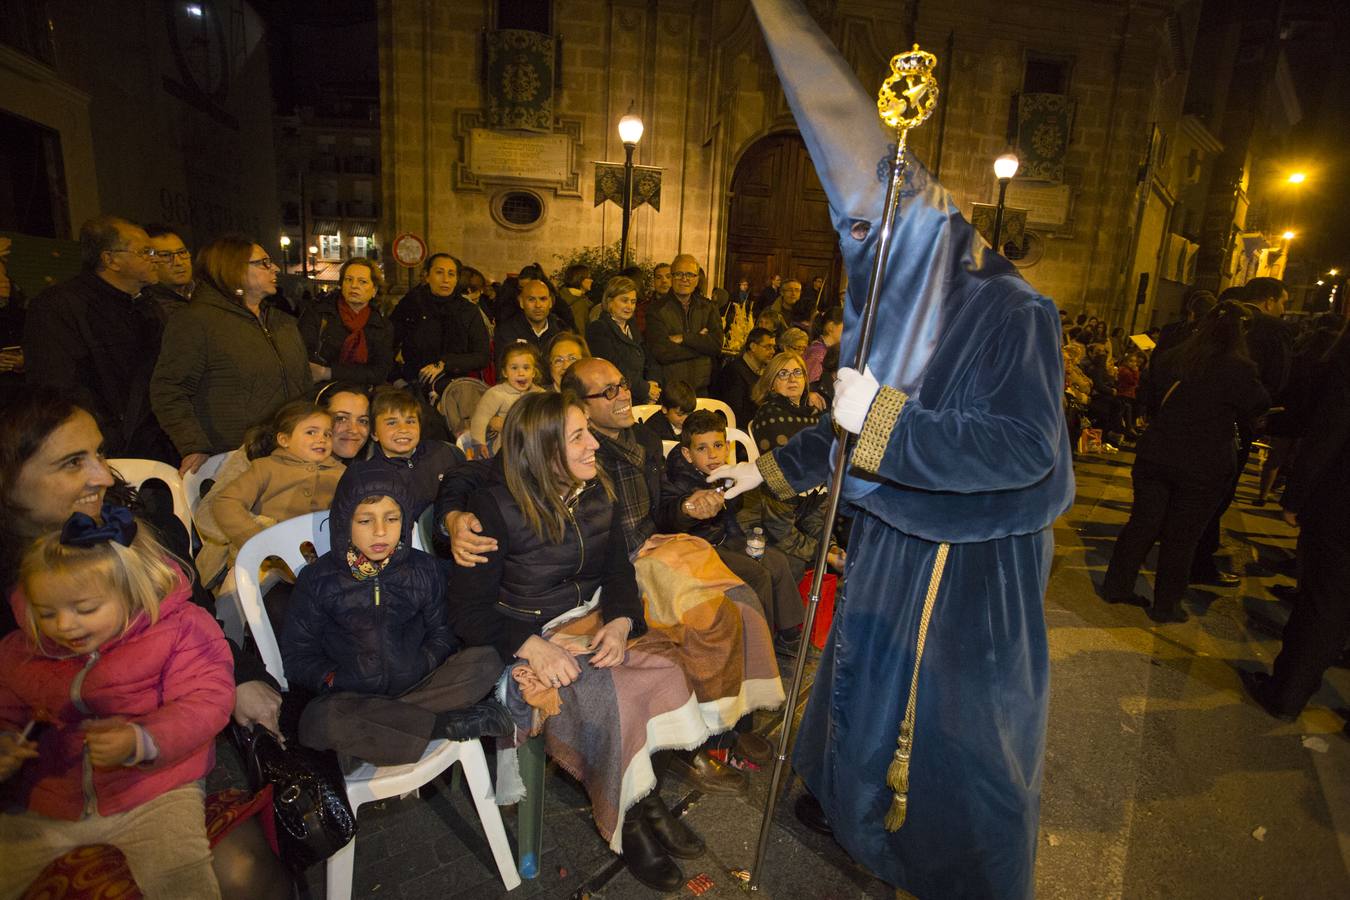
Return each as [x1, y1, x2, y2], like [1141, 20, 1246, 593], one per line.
[499, 533, 784, 851]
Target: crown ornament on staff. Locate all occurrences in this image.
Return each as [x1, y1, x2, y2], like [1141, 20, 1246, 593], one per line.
[877, 44, 939, 131]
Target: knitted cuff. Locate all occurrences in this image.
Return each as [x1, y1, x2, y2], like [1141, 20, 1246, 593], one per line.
[853, 386, 908, 475]
[756, 453, 796, 501]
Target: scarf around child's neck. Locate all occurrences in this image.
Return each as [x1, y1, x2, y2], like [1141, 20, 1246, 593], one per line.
[347, 544, 399, 580]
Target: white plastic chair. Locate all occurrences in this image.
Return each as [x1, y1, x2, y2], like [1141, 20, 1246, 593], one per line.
[233, 513, 521, 897]
[630, 403, 661, 424]
[107, 459, 192, 539]
[695, 397, 736, 431]
[183, 452, 231, 516]
[661, 439, 678, 459]
[726, 426, 759, 463]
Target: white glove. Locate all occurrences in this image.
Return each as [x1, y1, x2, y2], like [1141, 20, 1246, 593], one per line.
[708, 461, 763, 500]
[833, 366, 880, 434]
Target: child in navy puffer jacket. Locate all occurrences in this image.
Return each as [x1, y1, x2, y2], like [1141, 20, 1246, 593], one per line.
[0, 507, 234, 898]
[281, 466, 509, 765]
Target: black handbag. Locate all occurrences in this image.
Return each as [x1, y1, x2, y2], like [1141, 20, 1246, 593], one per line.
[229, 722, 358, 872]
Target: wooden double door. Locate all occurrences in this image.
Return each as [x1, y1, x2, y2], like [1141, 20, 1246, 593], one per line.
[723, 132, 840, 303]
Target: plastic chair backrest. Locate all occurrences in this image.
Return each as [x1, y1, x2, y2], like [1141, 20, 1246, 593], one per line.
[414, 506, 434, 552]
[630, 403, 661, 424]
[726, 427, 758, 464]
[661, 440, 678, 460]
[182, 452, 230, 514]
[695, 397, 736, 431]
[233, 512, 332, 690]
[107, 458, 192, 539]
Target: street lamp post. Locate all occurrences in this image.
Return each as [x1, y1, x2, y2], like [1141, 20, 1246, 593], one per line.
[991, 152, 1020, 254]
[279, 235, 291, 274]
[617, 111, 644, 269]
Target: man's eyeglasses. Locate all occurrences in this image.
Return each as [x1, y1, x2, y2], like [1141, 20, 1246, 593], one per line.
[248, 257, 276, 269]
[110, 247, 155, 259]
[152, 249, 191, 261]
[774, 368, 806, 381]
[583, 377, 630, 400]
[672, 271, 699, 280]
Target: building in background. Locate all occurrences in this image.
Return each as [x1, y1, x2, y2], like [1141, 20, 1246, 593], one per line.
[377, 0, 1211, 324]
[0, 0, 281, 293]
[275, 84, 381, 285]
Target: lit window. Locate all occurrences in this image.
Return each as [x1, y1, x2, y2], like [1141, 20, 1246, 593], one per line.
[319, 234, 342, 260]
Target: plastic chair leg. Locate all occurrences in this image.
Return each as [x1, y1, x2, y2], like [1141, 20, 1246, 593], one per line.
[515, 734, 546, 880]
[324, 834, 357, 900]
[459, 743, 523, 891]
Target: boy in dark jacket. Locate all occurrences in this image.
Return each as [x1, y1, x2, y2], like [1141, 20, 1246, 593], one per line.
[282, 466, 509, 765]
[661, 410, 804, 654]
[350, 386, 464, 522]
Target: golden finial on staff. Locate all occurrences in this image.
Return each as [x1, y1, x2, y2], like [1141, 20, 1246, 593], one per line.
[877, 44, 940, 131]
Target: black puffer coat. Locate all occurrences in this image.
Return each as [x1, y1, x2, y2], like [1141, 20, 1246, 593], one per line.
[281, 466, 459, 696]
[453, 471, 647, 660]
[389, 284, 490, 383]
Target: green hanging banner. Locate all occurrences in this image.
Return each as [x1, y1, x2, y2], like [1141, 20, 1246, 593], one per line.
[594, 163, 663, 212]
[484, 29, 555, 132]
[1015, 93, 1074, 183]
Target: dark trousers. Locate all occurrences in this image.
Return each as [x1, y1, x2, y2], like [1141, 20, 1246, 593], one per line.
[1194, 436, 1252, 573]
[298, 646, 503, 766]
[1103, 457, 1229, 608]
[715, 545, 804, 634]
[1268, 526, 1350, 714]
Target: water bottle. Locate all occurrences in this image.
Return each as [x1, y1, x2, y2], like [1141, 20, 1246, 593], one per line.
[746, 527, 766, 560]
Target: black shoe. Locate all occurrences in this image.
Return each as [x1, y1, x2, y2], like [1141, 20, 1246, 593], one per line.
[773, 629, 802, 657]
[1190, 569, 1240, 587]
[669, 750, 748, 796]
[794, 792, 833, 837]
[1238, 670, 1299, 722]
[1146, 602, 1188, 624]
[1268, 583, 1299, 605]
[440, 699, 515, 741]
[621, 814, 684, 891]
[638, 792, 705, 859]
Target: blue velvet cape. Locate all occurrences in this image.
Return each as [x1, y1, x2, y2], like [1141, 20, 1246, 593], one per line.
[749, 1, 1075, 896]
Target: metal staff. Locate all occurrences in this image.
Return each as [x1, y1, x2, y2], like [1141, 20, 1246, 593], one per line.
[748, 44, 939, 892]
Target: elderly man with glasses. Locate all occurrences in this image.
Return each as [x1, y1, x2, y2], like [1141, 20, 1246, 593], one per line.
[22, 214, 176, 462]
[646, 254, 723, 393]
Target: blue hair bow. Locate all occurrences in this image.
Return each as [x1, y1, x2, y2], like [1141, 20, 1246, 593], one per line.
[60, 504, 138, 548]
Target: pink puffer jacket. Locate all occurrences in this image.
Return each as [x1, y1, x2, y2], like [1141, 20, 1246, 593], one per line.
[0, 574, 235, 819]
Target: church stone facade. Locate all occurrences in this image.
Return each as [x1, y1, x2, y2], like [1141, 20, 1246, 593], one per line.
[378, 0, 1201, 325]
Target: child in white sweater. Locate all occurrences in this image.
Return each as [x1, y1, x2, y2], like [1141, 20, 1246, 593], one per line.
[470, 341, 545, 453]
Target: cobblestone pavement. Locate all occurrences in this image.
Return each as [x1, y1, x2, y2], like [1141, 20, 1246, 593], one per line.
[212, 449, 1350, 898]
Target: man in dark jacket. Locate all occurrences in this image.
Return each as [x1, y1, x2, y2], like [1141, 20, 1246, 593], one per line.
[24, 215, 174, 462]
[494, 277, 568, 351]
[282, 466, 509, 765]
[646, 254, 724, 393]
[714, 327, 776, 427]
[1241, 334, 1350, 720]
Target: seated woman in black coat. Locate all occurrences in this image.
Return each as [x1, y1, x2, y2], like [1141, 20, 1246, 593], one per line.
[586, 276, 661, 404]
[1102, 302, 1271, 622]
[452, 392, 715, 892]
[297, 258, 395, 389]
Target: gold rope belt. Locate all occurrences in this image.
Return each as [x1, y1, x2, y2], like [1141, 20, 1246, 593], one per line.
[884, 541, 951, 832]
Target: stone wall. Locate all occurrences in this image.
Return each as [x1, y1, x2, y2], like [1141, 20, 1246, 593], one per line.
[379, 0, 1191, 319]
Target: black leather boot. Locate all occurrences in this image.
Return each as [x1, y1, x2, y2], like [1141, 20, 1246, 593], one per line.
[621, 813, 684, 891]
[438, 699, 515, 740]
[639, 791, 705, 859]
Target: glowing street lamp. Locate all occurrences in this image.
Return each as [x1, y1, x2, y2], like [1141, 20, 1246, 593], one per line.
[1287, 172, 1307, 185]
[991, 152, 1019, 254]
[1317, 280, 1325, 286]
[617, 110, 645, 269]
[1281, 230, 1296, 241]
[279, 235, 292, 272]
[1329, 268, 1339, 277]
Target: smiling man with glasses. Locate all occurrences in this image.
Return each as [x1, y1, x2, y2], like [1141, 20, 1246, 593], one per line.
[645, 253, 723, 393]
[22, 215, 175, 461]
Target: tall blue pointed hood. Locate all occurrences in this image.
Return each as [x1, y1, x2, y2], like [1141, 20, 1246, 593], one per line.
[750, 0, 1020, 394]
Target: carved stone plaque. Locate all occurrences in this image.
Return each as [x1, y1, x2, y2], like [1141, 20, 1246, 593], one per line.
[1004, 182, 1073, 228]
[467, 129, 570, 182]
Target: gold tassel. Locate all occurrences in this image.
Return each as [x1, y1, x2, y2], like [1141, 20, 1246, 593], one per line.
[884, 792, 909, 832]
[885, 741, 911, 793]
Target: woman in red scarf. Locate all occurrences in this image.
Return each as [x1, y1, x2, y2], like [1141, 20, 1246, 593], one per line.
[298, 258, 396, 388]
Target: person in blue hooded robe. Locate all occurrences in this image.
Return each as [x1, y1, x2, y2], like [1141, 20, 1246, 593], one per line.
[714, 3, 1076, 898]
